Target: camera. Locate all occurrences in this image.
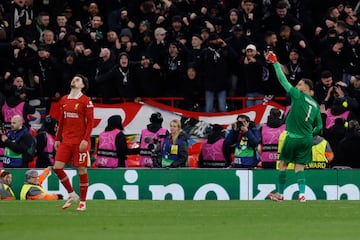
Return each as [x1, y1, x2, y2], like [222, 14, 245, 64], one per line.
[235, 120, 244, 130]
[0, 120, 5, 134]
[144, 137, 163, 167]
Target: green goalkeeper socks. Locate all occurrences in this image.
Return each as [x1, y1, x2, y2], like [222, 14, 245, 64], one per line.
[296, 171, 306, 195]
[278, 171, 287, 195]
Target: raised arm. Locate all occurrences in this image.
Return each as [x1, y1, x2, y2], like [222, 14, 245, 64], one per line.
[265, 52, 292, 92]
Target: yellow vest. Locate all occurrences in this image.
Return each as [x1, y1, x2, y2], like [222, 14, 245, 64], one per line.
[2, 184, 16, 200]
[20, 184, 46, 200]
[276, 131, 329, 169]
[312, 139, 328, 162]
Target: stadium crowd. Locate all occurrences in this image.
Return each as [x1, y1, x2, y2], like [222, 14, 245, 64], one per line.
[0, 0, 360, 170]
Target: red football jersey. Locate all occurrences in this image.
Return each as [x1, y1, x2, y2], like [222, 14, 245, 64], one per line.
[55, 93, 94, 145]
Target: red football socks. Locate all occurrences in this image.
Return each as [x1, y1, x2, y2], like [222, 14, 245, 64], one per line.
[79, 173, 89, 202]
[53, 168, 74, 193]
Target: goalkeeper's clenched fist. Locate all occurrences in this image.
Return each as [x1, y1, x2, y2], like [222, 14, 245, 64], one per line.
[265, 51, 278, 63]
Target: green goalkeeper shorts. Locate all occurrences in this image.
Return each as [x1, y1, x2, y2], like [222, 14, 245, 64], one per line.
[279, 134, 312, 165]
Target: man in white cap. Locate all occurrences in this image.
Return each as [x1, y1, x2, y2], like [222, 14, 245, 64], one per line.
[243, 43, 266, 107]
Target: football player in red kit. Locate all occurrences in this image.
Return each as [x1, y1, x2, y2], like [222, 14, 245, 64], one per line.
[53, 74, 94, 211]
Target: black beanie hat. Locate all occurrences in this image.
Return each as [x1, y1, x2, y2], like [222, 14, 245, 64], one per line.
[150, 112, 163, 124]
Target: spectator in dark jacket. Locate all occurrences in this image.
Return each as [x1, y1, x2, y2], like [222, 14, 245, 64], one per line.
[95, 52, 139, 102]
[225, 24, 251, 96]
[8, 36, 37, 87]
[314, 70, 335, 104]
[319, 38, 346, 82]
[200, 32, 237, 112]
[261, 1, 302, 35]
[93, 47, 115, 98]
[35, 115, 57, 168]
[282, 48, 312, 87]
[162, 41, 187, 96]
[31, 43, 61, 98]
[276, 25, 314, 64]
[336, 120, 360, 168]
[323, 117, 347, 167]
[135, 54, 162, 97]
[59, 51, 78, 96]
[182, 62, 203, 111]
[342, 31, 360, 84]
[243, 44, 265, 107]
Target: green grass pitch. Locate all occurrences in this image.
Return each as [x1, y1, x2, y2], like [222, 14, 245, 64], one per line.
[1, 200, 359, 240]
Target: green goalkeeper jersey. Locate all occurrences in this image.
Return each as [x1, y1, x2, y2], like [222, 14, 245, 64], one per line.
[273, 62, 323, 137]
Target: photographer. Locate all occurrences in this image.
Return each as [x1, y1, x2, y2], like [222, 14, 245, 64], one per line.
[1, 115, 36, 168]
[139, 112, 169, 168]
[223, 114, 261, 168]
[322, 81, 359, 129]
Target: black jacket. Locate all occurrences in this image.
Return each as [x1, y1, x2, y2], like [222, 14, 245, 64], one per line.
[95, 63, 138, 100]
[336, 130, 360, 168]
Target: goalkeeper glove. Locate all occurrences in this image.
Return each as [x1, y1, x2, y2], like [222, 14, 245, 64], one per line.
[266, 51, 278, 63]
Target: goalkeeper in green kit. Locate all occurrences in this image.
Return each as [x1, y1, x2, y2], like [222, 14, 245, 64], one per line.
[265, 51, 323, 202]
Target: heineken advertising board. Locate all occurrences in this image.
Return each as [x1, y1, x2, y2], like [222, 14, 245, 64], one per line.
[8, 169, 360, 200]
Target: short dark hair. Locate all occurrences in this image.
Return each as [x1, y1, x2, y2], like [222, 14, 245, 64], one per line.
[276, 1, 288, 9]
[0, 170, 11, 178]
[237, 114, 250, 122]
[279, 25, 291, 33]
[321, 70, 332, 79]
[269, 108, 281, 118]
[302, 78, 314, 91]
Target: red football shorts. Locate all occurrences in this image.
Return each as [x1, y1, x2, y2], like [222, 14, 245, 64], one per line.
[55, 143, 90, 167]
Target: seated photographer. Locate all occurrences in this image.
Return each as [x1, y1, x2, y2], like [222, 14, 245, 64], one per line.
[223, 114, 261, 168]
[20, 168, 63, 200]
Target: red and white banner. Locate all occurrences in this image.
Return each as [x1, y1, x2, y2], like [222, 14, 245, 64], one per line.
[49, 100, 285, 137]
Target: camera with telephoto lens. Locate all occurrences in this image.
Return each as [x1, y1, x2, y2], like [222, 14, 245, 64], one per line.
[144, 137, 162, 167]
